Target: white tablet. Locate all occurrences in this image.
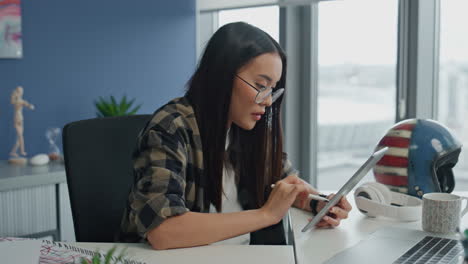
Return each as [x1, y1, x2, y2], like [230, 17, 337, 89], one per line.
[301, 147, 389, 232]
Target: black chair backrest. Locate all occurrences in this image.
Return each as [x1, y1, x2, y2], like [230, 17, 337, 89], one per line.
[63, 114, 151, 242]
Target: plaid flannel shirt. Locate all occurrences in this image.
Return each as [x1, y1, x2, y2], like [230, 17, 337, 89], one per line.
[118, 97, 297, 242]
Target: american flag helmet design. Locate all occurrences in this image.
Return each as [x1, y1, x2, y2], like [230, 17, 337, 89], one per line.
[374, 119, 462, 198]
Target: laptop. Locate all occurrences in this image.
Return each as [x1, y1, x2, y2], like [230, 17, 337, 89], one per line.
[324, 227, 464, 264]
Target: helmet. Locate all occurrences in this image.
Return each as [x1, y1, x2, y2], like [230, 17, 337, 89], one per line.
[373, 118, 462, 198]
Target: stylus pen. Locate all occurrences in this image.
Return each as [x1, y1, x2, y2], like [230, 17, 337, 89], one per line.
[270, 184, 330, 202]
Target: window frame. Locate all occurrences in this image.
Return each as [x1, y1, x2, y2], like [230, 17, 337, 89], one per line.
[397, 0, 440, 121]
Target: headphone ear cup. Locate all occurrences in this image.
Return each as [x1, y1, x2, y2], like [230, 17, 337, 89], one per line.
[354, 183, 382, 216]
[366, 182, 392, 205]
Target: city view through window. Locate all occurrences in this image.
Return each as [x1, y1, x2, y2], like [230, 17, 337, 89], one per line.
[219, 2, 398, 190]
[218, 2, 468, 191]
[316, 0, 397, 189]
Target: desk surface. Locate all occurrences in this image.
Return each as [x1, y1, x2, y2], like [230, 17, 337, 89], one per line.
[290, 191, 468, 264]
[74, 242, 295, 264]
[0, 161, 66, 191]
[74, 192, 467, 264]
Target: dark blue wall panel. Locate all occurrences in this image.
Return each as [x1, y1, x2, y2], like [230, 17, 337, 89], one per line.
[0, 0, 196, 159]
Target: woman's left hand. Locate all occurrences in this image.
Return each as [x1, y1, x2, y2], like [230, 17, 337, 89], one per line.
[313, 194, 352, 228]
[283, 174, 352, 227]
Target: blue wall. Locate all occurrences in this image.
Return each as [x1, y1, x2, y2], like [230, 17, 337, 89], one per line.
[0, 0, 196, 160]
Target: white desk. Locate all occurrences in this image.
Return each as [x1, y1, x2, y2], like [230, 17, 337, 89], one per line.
[75, 192, 463, 264]
[3, 191, 467, 264]
[73, 243, 295, 264]
[290, 192, 468, 264]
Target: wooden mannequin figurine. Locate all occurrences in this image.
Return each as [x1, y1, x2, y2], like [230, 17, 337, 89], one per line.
[9, 86, 34, 163]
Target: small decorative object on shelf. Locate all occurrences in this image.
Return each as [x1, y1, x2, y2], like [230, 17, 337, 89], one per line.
[8, 86, 34, 165]
[94, 95, 142, 117]
[29, 153, 50, 166]
[46, 127, 62, 161]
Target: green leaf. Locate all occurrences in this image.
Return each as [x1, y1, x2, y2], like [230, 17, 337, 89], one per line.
[109, 96, 118, 116]
[96, 96, 114, 117]
[116, 247, 128, 263]
[110, 96, 117, 106]
[120, 98, 132, 114]
[95, 101, 108, 117]
[104, 246, 117, 264]
[128, 104, 141, 115]
[127, 98, 135, 106]
[119, 95, 128, 111]
[92, 253, 100, 264]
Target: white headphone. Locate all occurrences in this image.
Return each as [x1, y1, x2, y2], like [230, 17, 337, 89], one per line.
[354, 182, 422, 222]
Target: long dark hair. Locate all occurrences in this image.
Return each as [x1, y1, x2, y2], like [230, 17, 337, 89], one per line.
[186, 22, 287, 211]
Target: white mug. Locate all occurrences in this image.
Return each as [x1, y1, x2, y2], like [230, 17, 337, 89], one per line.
[422, 193, 468, 234]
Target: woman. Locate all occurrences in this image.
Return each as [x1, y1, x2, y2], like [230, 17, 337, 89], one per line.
[119, 22, 352, 249]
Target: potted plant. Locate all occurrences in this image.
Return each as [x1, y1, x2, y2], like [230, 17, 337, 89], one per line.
[94, 95, 142, 117]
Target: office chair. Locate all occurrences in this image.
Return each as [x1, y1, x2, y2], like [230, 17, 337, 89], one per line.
[63, 114, 151, 242]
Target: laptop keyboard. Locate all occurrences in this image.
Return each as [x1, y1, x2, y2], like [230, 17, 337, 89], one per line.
[394, 236, 464, 264]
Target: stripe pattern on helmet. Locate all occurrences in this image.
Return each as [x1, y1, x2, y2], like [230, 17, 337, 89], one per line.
[374, 119, 417, 192]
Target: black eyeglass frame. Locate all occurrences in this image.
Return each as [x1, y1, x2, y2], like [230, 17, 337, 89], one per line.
[236, 75, 284, 104]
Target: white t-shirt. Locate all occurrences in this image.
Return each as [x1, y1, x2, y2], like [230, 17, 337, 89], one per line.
[208, 136, 250, 245]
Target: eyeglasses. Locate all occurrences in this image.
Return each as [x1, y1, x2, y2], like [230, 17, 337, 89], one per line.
[236, 75, 285, 104]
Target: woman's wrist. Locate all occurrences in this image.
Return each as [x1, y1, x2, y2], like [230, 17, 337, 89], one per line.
[310, 193, 328, 215]
[310, 199, 319, 215]
[257, 208, 279, 226]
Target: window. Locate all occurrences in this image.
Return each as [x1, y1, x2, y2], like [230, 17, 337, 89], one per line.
[438, 1, 468, 191]
[199, 2, 402, 190]
[218, 6, 279, 42]
[198, 5, 279, 62]
[317, 0, 398, 189]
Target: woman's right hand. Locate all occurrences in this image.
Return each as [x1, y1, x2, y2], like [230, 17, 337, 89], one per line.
[261, 179, 308, 224]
